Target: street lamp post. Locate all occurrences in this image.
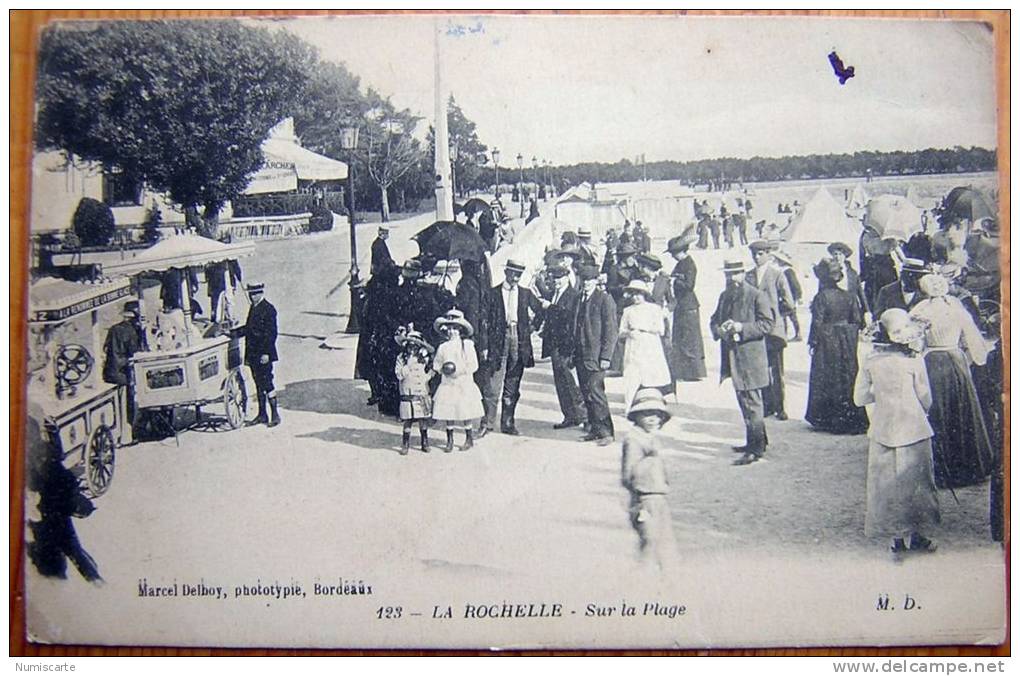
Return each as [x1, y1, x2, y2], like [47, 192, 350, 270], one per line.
[340, 122, 362, 334]
[531, 156, 539, 198]
[516, 153, 524, 217]
[543, 160, 550, 199]
[492, 148, 500, 198]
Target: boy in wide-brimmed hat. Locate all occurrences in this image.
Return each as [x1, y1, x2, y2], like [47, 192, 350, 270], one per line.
[620, 388, 679, 572]
[394, 328, 436, 455]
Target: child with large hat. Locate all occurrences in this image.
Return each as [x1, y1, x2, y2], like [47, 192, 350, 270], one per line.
[431, 309, 485, 451]
[394, 328, 436, 455]
[620, 389, 679, 573]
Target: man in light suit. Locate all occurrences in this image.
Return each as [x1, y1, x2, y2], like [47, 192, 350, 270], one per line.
[572, 264, 619, 445]
[710, 259, 774, 465]
[747, 240, 794, 420]
[481, 259, 544, 436]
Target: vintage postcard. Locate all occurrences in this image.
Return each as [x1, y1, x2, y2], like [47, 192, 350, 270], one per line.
[20, 12, 1006, 649]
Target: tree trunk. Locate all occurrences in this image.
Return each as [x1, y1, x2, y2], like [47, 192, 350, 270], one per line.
[201, 202, 221, 240]
[380, 185, 391, 222]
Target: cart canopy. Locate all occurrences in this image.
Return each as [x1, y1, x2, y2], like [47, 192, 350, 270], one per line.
[29, 277, 133, 324]
[97, 235, 256, 278]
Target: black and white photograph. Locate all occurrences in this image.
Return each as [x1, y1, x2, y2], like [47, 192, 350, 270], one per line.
[19, 11, 1006, 650]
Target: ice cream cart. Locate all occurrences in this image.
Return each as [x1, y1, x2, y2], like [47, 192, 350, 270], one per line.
[49, 234, 258, 432]
[27, 277, 134, 497]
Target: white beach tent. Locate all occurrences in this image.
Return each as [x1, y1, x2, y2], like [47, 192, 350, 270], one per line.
[784, 187, 863, 258]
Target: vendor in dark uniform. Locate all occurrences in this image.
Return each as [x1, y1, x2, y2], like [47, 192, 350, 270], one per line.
[244, 281, 280, 427]
[103, 300, 146, 439]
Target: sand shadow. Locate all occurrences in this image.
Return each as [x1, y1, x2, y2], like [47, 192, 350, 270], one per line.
[277, 377, 378, 418]
[295, 425, 406, 455]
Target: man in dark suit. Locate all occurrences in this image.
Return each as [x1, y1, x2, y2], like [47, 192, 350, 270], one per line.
[370, 226, 395, 276]
[873, 257, 929, 318]
[540, 266, 586, 429]
[244, 281, 280, 427]
[481, 259, 544, 435]
[747, 240, 795, 420]
[710, 259, 774, 466]
[575, 226, 599, 269]
[572, 264, 619, 445]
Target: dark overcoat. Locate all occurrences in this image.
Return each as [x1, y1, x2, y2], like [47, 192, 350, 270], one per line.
[873, 279, 922, 318]
[573, 289, 618, 370]
[485, 284, 543, 369]
[540, 285, 580, 359]
[244, 299, 279, 364]
[370, 237, 395, 275]
[709, 282, 772, 391]
[102, 320, 144, 385]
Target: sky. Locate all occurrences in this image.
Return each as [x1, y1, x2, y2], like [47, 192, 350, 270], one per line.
[270, 14, 997, 166]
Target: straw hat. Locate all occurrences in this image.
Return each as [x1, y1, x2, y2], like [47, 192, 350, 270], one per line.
[395, 329, 434, 351]
[627, 388, 672, 423]
[504, 259, 527, 275]
[433, 309, 474, 337]
[879, 308, 926, 346]
[919, 273, 949, 299]
[827, 241, 852, 257]
[721, 259, 748, 274]
[624, 279, 654, 299]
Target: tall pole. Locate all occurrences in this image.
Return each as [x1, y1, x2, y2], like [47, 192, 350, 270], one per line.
[517, 153, 524, 218]
[343, 135, 361, 334]
[433, 21, 454, 221]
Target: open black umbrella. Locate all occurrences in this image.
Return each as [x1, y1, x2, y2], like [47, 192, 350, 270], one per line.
[412, 220, 488, 262]
[942, 187, 995, 223]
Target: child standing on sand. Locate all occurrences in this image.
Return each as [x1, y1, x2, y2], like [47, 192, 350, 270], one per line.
[620, 388, 679, 573]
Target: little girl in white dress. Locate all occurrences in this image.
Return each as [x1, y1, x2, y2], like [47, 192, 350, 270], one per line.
[431, 309, 485, 452]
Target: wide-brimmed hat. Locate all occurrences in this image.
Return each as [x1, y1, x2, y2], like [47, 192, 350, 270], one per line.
[636, 253, 663, 271]
[548, 266, 571, 279]
[919, 273, 949, 298]
[577, 264, 601, 281]
[624, 279, 654, 299]
[879, 308, 926, 346]
[900, 257, 930, 275]
[122, 300, 140, 316]
[627, 388, 672, 423]
[433, 308, 474, 337]
[504, 259, 527, 275]
[395, 329, 434, 351]
[749, 239, 776, 254]
[667, 225, 698, 254]
[827, 241, 852, 257]
[577, 225, 592, 238]
[245, 281, 265, 293]
[721, 259, 748, 274]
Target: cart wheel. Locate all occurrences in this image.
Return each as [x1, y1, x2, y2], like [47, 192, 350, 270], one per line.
[224, 369, 247, 430]
[84, 424, 115, 497]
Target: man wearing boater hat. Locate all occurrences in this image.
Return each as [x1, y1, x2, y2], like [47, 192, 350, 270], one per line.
[710, 259, 774, 465]
[746, 239, 794, 420]
[480, 258, 544, 436]
[873, 257, 930, 318]
[244, 281, 281, 427]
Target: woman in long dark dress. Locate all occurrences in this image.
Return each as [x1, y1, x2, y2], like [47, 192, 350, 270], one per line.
[909, 274, 993, 489]
[805, 258, 869, 434]
[666, 230, 706, 381]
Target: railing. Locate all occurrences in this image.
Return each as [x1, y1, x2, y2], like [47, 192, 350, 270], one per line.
[219, 213, 312, 241]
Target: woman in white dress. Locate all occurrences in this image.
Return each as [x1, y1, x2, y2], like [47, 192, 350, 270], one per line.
[618, 280, 672, 413]
[431, 309, 485, 452]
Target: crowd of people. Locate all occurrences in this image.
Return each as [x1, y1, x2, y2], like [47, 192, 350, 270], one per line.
[349, 185, 1002, 562]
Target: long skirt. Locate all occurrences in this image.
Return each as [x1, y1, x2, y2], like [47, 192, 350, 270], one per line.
[805, 323, 868, 433]
[865, 437, 940, 539]
[432, 375, 484, 422]
[622, 333, 672, 412]
[925, 349, 994, 489]
[669, 307, 707, 380]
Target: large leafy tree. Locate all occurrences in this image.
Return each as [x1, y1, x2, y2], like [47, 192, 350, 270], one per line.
[35, 19, 316, 233]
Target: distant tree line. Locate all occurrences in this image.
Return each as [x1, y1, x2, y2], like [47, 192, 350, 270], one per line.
[470, 146, 997, 194]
